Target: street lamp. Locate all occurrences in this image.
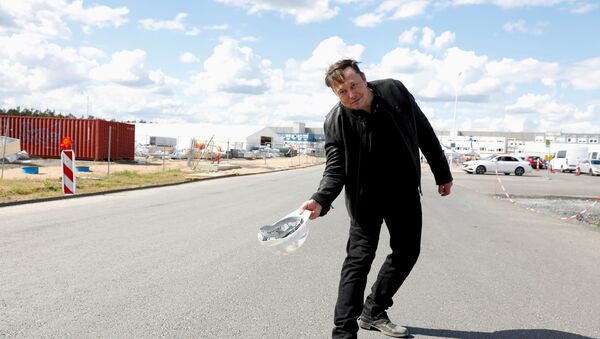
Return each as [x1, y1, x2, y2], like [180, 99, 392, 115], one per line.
[449, 71, 462, 167]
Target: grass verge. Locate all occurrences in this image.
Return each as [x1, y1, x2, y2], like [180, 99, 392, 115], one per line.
[0, 169, 186, 203]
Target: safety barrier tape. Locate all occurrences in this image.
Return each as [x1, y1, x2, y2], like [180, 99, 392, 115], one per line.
[560, 198, 600, 220]
[494, 168, 516, 204]
[494, 167, 599, 221]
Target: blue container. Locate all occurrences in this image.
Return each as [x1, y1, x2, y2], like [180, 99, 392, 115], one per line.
[76, 166, 90, 172]
[22, 166, 39, 174]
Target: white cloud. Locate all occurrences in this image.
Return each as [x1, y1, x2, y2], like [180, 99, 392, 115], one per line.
[215, 0, 339, 24]
[241, 36, 259, 42]
[0, 0, 128, 38]
[492, 0, 565, 9]
[450, 0, 485, 4]
[283, 36, 364, 97]
[148, 70, 181, 89]
[139, 12, 186, 30]
[387, 0, 430, 19]
[486, 58, 559, 85]
[366, 43, 565, 108]
[78, 46, 107, 60]
[89, 49, 151, 85]
[180, 52, 199, 64]
[65, 0, 128, 28]
[570, 2, 597, 14]
[298, 36, 364, 73]
[186, 39, 281, 95]
[433, 30, 456, 49]
[353, 13, 384, 27]
[350, 0, 591, 28]
[204, 24, 229, 30]
[185, 27, 201, 36]
[505, 93, 598, 132]
[399, 27, 419, 45]
[0, 33, 97, 93]
[0, 1, 71, 38]
[503, 19, 547, 35]
[399, 27, 456, 51]
[138, 12, 200, 35]
[182, 36, 365, 125]
[88, 84, 183, 119]
[567, 57, 600, 90]
[351, 0, 431, 27]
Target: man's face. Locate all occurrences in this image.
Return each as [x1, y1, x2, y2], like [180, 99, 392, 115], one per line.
[330, 67, 372, 111]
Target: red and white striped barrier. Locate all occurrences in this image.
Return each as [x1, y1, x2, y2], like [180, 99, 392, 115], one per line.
[561, 198, 600, 220]
[61, 150, 76, 195]
[575, 161, 580, 176]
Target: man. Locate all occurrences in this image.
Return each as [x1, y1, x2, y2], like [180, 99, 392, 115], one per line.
[299, 59, 453, 338]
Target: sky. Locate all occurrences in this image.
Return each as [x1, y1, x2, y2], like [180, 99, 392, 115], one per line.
[1, 0, 599, 133]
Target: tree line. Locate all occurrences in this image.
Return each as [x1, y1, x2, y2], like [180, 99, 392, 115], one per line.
[0, 107, 150, 123]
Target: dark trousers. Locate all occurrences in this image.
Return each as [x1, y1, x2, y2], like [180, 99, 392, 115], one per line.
[332, 195, 422, 339]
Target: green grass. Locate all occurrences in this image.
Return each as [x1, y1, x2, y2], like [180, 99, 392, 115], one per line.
[0, 169, 186, 203]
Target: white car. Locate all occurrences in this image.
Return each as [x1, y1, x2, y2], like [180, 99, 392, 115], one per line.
[579, 159, 600, 176]
[462, 155, 533, 176]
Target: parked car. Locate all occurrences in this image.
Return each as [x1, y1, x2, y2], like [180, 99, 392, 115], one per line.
[526, 156, 547, 169]
[462, 155, 533, 176]
[579, 159, 600, 176]
[550, 147, 588, 173]
[280, 147, 298, 157]
[228, 149, 246, 158]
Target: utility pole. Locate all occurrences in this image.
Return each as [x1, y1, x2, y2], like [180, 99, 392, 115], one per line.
[449, 71, 462, 168]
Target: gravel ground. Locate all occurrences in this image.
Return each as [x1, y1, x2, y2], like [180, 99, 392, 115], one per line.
[500, 196, 600, 226]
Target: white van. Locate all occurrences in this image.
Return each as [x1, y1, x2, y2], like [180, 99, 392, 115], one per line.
[550, 146, 588, 172]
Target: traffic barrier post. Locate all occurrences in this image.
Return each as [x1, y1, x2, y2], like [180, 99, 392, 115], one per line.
[61, 150, 76, 195]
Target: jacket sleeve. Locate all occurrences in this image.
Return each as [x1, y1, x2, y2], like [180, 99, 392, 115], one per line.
[396, 80, 453, 185]
[310, 111, 345, 216]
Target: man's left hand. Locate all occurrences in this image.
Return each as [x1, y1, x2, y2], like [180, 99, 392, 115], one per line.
[438, 181, 453, 196]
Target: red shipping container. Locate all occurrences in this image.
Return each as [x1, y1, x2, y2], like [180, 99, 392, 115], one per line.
[0, 116, 135, 161]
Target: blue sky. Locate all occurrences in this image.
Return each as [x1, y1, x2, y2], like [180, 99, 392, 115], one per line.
[1, 0, 599, 133]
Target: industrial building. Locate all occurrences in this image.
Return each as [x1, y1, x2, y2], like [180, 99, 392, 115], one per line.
[437, 130, 600, 160]
[245, 122, 325, 155]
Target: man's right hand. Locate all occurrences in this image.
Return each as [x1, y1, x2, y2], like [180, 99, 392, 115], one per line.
[299, 199, 322, 220]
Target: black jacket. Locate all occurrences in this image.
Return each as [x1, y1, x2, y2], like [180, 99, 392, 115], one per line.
[311, 79, 452, 219]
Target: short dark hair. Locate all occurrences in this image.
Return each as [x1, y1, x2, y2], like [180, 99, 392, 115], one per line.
[324, 59, 364, 88]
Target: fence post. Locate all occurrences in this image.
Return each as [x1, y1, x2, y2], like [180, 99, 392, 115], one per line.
[1, 124, 7, 180]
[107, 126, 112, 177]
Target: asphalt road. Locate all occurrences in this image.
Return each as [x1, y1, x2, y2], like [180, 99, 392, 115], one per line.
[1, 166, 599, 338]
[450, 165, 600, 198]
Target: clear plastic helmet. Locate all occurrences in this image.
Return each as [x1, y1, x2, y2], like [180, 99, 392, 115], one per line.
[257, 210, 311, 255]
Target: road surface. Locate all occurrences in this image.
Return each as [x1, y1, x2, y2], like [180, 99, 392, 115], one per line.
[1, 166, 599, 338]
